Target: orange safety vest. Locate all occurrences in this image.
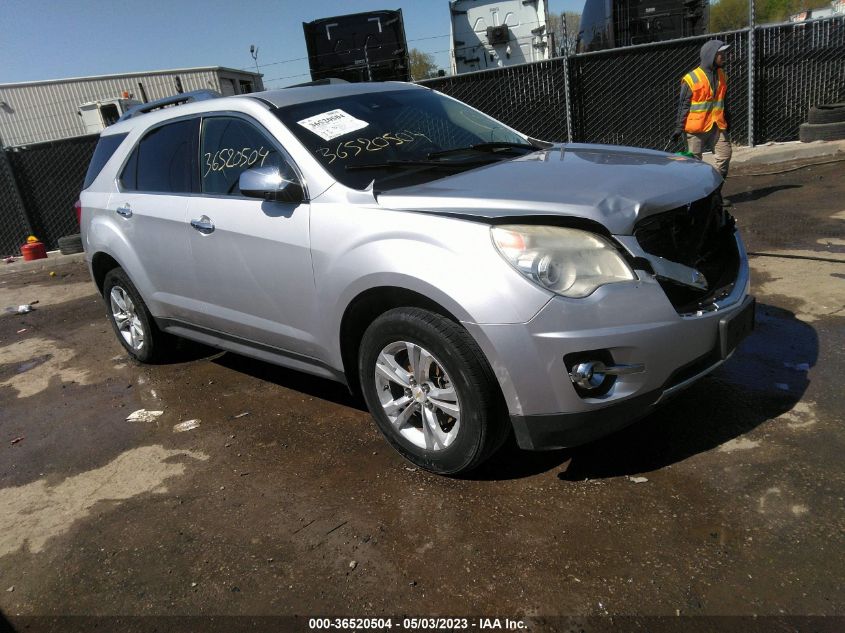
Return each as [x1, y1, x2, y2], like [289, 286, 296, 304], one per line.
[682, 67, 728, 133]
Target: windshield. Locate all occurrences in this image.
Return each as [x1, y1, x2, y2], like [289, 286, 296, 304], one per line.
[274, 88, 531, 191]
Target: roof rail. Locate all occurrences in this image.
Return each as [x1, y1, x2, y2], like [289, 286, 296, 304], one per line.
[285, 78, 349, 88]
[118, 90, 221, 121]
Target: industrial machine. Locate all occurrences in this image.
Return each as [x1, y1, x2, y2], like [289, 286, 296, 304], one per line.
[449, 0, 552, 75]
[78, 95, 141, 133]
[302, 9, 410, 83]
[577, 0, 708, 52]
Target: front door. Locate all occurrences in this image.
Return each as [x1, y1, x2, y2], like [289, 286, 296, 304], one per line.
[185, 115, 318, 358]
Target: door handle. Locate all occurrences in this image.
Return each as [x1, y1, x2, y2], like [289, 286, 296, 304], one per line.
[115, 204, 132, 218]
[190, 216, 215, 234]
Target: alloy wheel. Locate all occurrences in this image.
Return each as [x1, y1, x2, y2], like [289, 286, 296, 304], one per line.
[374, 341, 461, 450]
[109, 286, 145, 352]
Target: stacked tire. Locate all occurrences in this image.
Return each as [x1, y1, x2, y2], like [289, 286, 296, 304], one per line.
[799, 103, 845, 142]
[58, 233, 84, 255]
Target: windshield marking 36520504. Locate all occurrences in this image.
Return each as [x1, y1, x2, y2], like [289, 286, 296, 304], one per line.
[275, 88, 533, 191]
[316, 130, 433, 164]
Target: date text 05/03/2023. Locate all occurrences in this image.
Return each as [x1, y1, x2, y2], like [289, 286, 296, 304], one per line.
[307, 617, 527, 630]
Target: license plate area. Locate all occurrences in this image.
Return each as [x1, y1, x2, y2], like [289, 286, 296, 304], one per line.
[719, 297, 756, 359]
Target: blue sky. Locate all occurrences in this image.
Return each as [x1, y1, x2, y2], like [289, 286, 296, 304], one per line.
[0, 0, 582, 87]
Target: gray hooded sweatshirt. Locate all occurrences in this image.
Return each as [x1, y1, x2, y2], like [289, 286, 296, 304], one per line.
[675, 40, 730, 133]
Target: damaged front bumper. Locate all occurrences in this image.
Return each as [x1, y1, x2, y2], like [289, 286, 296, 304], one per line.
[464, 233, 753, 451]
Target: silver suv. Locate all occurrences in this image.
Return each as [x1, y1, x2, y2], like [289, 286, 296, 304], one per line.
[80, 81, 754, 474]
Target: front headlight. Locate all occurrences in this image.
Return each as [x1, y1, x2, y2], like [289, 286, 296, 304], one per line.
[491, 225, 636, 298]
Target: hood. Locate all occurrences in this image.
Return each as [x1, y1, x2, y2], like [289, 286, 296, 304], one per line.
[700, 39, 725, 71]
[376, 144, 722, 235]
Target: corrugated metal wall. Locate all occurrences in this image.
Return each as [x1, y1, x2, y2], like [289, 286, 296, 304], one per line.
[0, 68, 262, 147]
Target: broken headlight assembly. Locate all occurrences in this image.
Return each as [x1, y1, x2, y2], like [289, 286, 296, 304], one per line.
[491, 225, 636, 298]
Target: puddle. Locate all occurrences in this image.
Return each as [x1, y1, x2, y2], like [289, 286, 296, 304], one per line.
[0, 445, 208, 557]
[0, 337, 94, 398]
[688, 524, 738, 546]
[15, 355, 50, 374]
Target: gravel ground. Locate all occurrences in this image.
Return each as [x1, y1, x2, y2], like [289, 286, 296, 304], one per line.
[0, 161, 843, 631]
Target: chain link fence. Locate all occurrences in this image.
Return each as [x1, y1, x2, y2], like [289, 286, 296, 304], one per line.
[756, 18, 845, 142]
[0, 135, 97, 257]
[420, 15, 844, 149]
[570, 30, 749, 149]
[0, 151, 33, 258]
[0, 17, 842, 257]
[419, 58, 571, 142]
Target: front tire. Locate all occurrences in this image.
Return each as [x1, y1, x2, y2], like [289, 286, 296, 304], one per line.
[102, 268, 169, 363]
[359, 308, 508, 475]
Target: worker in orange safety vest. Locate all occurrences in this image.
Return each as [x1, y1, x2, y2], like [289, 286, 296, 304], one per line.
[672, 39, 732, 179]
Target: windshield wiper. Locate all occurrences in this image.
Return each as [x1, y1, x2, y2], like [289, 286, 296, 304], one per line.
[426, 142, 538, 159]
[345, 158, 496, 171]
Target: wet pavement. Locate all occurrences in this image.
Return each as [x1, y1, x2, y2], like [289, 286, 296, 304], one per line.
[0, 161, 843, 625]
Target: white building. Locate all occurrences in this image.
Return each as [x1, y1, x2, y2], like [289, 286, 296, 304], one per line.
[0, 66, 263, 147]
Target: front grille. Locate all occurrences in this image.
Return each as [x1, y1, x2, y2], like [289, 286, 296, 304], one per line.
[634, 191, 740, 314]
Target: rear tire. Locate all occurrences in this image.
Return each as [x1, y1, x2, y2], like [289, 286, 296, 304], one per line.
[102, 268, 171, 363]
[359, 307, 509, 475]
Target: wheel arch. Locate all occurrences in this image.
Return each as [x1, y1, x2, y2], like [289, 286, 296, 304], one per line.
[91, 251, 124, 295]
[338, 286, 464, 396]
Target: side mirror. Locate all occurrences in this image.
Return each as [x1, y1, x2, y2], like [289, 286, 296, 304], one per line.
[239, 165, 305, 204]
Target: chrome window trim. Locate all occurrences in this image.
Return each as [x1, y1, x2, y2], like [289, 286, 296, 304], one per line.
[113, 109, 310, 202]
[113, 113, 201, 196]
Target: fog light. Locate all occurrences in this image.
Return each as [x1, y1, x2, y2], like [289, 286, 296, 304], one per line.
[568, 361, 646, 390]
[570, 362, 606, 389]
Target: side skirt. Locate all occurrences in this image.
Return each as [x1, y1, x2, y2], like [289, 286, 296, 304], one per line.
[156, 318, 347, 386]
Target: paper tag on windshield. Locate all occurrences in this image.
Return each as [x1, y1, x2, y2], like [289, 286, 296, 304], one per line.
[297, 109, 369, 141]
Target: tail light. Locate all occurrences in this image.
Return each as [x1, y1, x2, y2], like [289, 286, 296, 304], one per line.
[74, 199, 82, 226]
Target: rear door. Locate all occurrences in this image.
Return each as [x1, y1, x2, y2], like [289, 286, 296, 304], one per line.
[105, 117, 199, 321]
[184, 114, 318, 358]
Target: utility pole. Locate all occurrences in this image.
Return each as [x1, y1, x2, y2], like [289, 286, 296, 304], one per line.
[249, 44, 260, 75]
[562, 15, 574, 143]
[747, 0, 756, 147]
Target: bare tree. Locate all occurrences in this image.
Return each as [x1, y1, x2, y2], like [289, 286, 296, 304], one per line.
[548, 11, 581, 56]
